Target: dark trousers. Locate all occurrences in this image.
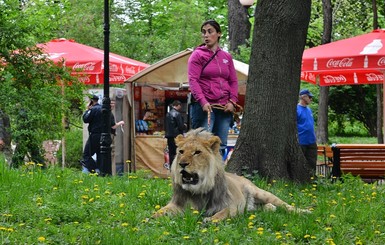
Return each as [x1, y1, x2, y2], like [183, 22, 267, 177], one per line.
[300, 143, 317, 171]
[167, 137, 177, 167]
[82, 133, 101, 172]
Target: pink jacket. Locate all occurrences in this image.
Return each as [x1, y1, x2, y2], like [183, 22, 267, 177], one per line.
[188, 46, 238, 106]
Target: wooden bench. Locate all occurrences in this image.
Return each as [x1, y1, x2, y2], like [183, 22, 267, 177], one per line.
[331, 144, 385, 181]
[317, 145, 333, 176]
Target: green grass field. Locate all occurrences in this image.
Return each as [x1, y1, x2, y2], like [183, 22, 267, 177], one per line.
[1, 159, 384, 245]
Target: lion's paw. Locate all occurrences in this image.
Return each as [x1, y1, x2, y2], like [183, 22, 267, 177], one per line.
[263, 203, 277, 211]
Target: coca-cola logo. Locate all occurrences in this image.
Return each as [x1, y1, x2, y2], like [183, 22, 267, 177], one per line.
[110, 64, 119, 72]
[366, 73, 384, 81]
[73, 62, 96, 71]
[125, 66, 136, 74]
[323, 75, 347, 84]
[77, 76, 91, 83]
[326, 58, 354, 68]
[377, 57, 385, 66]
[109, 75, 126, 82]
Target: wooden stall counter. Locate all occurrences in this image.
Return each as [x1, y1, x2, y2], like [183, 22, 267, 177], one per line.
[135, 135, 170, 178]
[135, 134, 239, 178]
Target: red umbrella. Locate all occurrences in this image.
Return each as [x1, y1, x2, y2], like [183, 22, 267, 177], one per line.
[301, 29, 385, 86]
[38, 38, 149, 85]
[301, 29, 385, 138]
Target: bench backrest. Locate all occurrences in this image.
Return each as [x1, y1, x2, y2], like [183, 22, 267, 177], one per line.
[332, 144, 385, 179]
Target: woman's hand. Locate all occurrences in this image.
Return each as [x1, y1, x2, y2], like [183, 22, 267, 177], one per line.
[202, 103, 212, 112]
[224, 102, 234, 113]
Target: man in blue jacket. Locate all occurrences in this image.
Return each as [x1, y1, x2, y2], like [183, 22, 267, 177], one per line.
[297, 89, 317, 172]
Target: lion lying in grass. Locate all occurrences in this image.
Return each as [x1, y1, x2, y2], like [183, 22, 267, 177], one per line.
[153, 128, 310, 222]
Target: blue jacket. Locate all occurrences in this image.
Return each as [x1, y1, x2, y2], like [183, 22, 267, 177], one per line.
[297, 104, 316, 145]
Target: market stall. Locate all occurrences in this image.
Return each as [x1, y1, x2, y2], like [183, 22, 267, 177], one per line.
[125, 49, 248, 178]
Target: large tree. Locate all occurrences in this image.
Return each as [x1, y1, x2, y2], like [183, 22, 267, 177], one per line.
[227, 0, 312, 183]
[316, 0, 332, 144]
[228, 0, 252, 53]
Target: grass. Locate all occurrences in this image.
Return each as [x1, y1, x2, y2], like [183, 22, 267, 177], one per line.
[1, 160, 385, 245]
[328, 136, 377, 144]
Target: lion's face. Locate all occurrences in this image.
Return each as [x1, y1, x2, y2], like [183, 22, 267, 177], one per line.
[171, 129, 223, 194]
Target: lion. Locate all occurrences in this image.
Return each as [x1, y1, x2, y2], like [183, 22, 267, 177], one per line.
[152, 128, 311, 222]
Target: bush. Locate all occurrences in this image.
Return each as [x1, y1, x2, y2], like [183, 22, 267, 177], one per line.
[57, 126, 83, 169]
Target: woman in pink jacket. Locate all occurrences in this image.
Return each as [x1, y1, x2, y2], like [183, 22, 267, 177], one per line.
[188, 19, 239, 156]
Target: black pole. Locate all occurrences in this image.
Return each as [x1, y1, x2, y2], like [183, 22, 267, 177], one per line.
[100, 0, 112, 175]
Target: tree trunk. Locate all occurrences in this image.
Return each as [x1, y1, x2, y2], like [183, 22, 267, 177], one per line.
[226, 0, 312, 183]
[316, 0, 332, 144]
[228, 0, 252, 53]
[372, 0, 384, 143]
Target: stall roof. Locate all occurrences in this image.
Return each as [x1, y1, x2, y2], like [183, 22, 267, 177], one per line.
[125, 48, 248, 93]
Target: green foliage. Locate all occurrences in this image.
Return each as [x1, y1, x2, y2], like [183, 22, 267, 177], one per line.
[1, 162, 384, 244]
[0, 0, 85, 166]
[57, 126, 83, 169]
[328, 85, 377, 136]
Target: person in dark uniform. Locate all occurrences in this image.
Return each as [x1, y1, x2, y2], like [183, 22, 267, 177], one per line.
[165, 100, 186, 168]
[80, 94, 103, 173]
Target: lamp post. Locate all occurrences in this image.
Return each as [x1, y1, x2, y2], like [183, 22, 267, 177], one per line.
[100, 0, 112, 176]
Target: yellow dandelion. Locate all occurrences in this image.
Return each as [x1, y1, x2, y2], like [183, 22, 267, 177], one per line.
[44, 218, 52, 222]
[329, 214, 336, 218]
[126, 160, 131, 164]
[53, 187, 58, 190]
[356, 240, 363, 245]
[201, 228, 208, 233]
[19, 223, 25, 227]
[84, 188, 90, 192]
[248, 214, 256, 220]
[311, 235, 316, 239]
[304, 234, 311, 239]
[88, 198, 95, 203]
[248, 222, 254, 227]
[7, 228, 14, 232]
[183, 236, 190, 239]
[286, 233, 292, 237]
[132, 227, 139, 232]
[191, 210, 199, 214]
[38, 236, 46, 242]
[121, 222, 129, 227]
[372, 192, 377, 197]
[214, 239, 219, 243]
[211, 219, 219, 223]
[214, 227, 220, 232]
[163, 231, 170, 235]
[120, 203, 125, 208]
[325, 227, 332, 231]
[104, 190, 111, 195]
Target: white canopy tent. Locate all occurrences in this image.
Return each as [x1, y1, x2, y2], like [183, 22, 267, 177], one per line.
[126, 48, 249, 94]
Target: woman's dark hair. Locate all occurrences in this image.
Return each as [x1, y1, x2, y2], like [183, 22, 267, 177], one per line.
[201, 19, 221, 33]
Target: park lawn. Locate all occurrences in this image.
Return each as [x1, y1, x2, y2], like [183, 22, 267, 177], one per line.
[0, 160, 384, 244]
